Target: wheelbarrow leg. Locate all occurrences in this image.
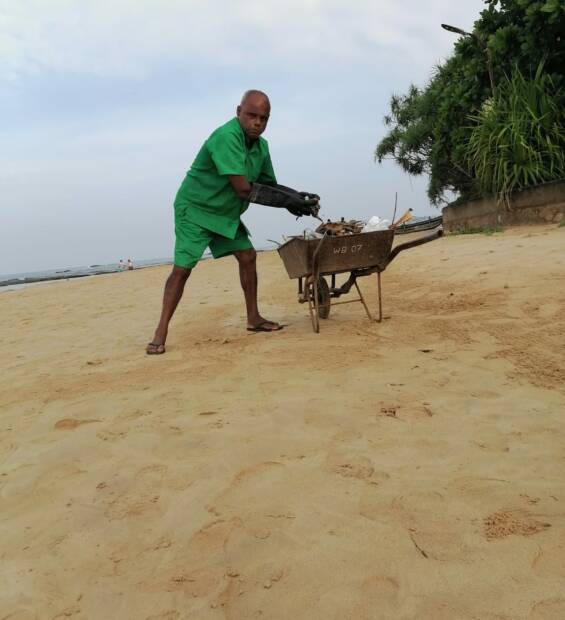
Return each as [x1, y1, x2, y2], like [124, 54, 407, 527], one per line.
[354, 280, 373, 321]
[376, 271, 383, 322]
[306, 277, 320, 333]
[312, 277, 320, 333]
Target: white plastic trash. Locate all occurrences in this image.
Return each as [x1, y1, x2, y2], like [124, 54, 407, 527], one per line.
[362, 216, 390, 232]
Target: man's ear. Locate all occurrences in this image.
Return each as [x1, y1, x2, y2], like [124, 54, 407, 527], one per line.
[236, 105, 241, 116]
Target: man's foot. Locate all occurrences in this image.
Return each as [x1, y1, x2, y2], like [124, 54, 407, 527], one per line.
[146, 342, 166, 355]
[247, 320, 283, 333]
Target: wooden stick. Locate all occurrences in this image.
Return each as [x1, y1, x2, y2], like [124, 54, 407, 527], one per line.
[390, 208, 413, 230]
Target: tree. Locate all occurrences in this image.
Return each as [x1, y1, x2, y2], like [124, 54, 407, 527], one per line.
[375, 0, 565, 206]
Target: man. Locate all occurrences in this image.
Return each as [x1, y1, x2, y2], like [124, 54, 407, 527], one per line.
[146, 90, 320, 355]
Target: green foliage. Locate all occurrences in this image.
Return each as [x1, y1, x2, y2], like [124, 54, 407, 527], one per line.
[375, 52, 486, 205]
[449, 226, 503, 235]
[465, 63, 565, 204]
[376, 0, 565, 206]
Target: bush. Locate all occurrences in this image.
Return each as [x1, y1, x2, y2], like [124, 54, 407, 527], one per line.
[375, 0, 565, 206]
[465, 62, 565, 206]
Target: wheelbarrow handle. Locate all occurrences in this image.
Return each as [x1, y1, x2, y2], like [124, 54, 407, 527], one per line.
[384, 229, 443, 269]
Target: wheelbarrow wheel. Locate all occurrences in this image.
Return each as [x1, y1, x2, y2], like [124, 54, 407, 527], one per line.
[317, 276, 330, 319]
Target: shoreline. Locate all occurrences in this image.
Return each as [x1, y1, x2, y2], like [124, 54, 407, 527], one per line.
[0, 246, 282, 293]
[0, 257, 173, 288]
[0, 261, 173, 292]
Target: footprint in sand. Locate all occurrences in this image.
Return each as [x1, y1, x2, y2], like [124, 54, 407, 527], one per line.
[325, 448, 381, 482]
[262, 567, 285, 589]
[53, 604, 82, 618]
[129, 463, 192, 494]
[97, 428, 127, 442]
[530, 598, 565, 619]
[121, 408, 150, 421]
[332, 429, 363, 442]
[134, 463, 193, 492]
[105, 493, 160, 520]
[145, 612, 180, 620]
[213, 563, 286, 616]
[332, 457, 375, 480]
[137, 463, 168, 478]
[188, 518, 243, 557]
[85, 359, 105, 366]
[150, 538, 173, 552]
[352, 575, 399, 616]
[360, 491, 469, 561]
[379, 405, 398, 418]
[411, 597, 509, 620]
[208, 419, 226, 429]
[531, 530, 565, 577]
[208, 461, 286, 517]
[54, 418, 99, 430]
[163, 567, 219, 596]
[377, 403, 433, 420]
[140, 520, 242, 599]
[483, 510, 550, 540]
[202, 462, 296, 595]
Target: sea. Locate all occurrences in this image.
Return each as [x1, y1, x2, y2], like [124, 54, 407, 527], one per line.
[0, 257, 175, 291]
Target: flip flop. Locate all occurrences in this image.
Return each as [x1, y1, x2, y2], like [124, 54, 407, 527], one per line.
[146, 342, 166, 355]
[247, 321, 284, 333]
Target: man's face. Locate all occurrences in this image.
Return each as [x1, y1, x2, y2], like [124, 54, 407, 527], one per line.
[237, 95, 270, 140]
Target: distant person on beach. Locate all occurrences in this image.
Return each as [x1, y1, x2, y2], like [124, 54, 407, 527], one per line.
[127, 258, 134, 271]
[146, 90, 320, 355]
[119, 259, 126, 271]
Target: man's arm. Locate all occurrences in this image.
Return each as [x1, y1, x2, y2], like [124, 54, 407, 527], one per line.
[230, 149, 275, 197]
[229, 175, 252, 201]
[229, 176, 318, 203]
[257, 153, 277, 186]
[229, 176, 320, 218]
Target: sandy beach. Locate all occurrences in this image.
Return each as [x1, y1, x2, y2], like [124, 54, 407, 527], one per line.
[1, 224, 564, 619]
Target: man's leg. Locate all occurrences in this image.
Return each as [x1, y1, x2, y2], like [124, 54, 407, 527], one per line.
[147, 211, 213, 354]
[234, 248, 281, 331]
[146, 266, 191, 354]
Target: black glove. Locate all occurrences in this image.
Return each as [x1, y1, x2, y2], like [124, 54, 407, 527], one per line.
[248, 183, 320, 218]
[275, 185, 320, 205]
[299, 191, 320, 201]
[297, 191, 320, 218]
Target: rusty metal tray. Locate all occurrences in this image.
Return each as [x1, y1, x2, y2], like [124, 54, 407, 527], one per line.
[277, 230, 394, 279]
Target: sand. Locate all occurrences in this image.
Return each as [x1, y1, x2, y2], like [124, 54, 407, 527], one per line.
[1, 224, 564, 619]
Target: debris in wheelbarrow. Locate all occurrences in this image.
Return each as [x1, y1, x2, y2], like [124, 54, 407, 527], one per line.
[312, 208, 414, 238]
[315, 218, 365, 236]
[276, 209, 417, 245]
[277, 217, 443, 333]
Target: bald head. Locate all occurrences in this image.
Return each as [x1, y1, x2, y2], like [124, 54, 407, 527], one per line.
[237, 90, 271, 140]
[240, 90, 270, 107]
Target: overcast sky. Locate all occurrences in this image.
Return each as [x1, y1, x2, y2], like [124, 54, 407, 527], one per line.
[1, 0, 486, 275]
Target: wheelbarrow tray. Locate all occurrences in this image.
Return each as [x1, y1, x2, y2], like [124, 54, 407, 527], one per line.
[278, 230, 394, 279]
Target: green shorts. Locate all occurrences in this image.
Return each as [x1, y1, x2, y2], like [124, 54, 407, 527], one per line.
[174, 212, 253, 269]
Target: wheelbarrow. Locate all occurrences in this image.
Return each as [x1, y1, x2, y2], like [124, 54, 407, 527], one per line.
[277, 227, 443, 332]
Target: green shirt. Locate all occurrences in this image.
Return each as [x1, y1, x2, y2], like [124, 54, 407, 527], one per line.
[174, 117, 277, 238]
